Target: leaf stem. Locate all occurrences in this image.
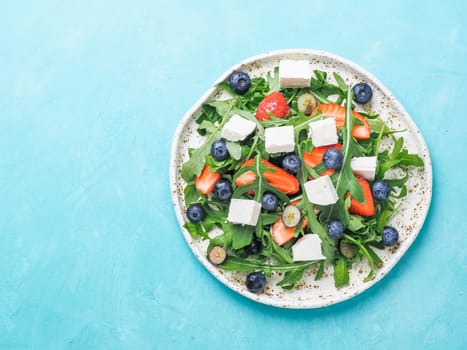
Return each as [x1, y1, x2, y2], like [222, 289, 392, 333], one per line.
[246, 133, 259, 160]
[343, 234, 376, 282]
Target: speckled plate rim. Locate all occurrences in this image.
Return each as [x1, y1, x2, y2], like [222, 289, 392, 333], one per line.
[170, 49, 433, 309]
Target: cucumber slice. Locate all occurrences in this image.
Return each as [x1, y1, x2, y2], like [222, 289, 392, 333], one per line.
[208, 246, 227, 265]
[281, 205, 302, 228]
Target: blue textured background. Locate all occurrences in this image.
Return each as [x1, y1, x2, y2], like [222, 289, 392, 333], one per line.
[1, 1, 466, 349]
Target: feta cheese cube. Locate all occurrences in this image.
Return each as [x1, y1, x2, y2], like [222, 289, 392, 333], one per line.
[350, 156, 377, 181]
[227, 199, 261, 226]
[304, 175, 339, 206]
[265, 125, 295, 154]
[221, 114, 256, 142]
[279, 60, 312, 88]
[309, 118, 338, 147]
[292, 234, 326, 261]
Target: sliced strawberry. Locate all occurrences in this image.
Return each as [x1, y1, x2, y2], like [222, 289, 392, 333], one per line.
[272, 219, 295, 246]
[256, 92, 290, 121]
[303, 144, 342, 177]
[195, 165, 221, 194]
[346, 176, 375, 217]
[235, 159, 299, 194]
[312, 103, 371, 140]
[303, 144, 343, 168]
[272, 200, 307, 246]
[319, 168, 336, 177]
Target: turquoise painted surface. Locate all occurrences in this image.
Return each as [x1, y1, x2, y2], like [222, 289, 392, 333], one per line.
[0, 0, 466, 349]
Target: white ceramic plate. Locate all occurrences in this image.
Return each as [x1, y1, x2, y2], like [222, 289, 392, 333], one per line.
[170, 49, 432, 308]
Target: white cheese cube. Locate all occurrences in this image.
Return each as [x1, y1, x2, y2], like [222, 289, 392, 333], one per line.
[351, 156, 377, 181]
[279, 60, 312, 88]
[292, 234, 326, 261]
[309, 118, 338, 147]
[265, 125, 295, 154]
[227, 199, 261, 226]
[221, 114, 256, 142]
[304, 175, 339, 206]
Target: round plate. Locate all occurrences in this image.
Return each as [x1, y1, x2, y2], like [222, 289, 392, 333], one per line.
[170, 49, 432, 308]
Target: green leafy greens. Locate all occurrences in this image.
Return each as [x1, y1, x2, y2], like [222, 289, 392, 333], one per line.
[180, 64, 425, 291]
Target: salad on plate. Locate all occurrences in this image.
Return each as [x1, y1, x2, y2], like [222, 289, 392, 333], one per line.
[180, 59, 424, 295]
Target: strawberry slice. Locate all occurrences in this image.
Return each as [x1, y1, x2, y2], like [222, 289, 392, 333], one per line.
[256, 92, 290, 121]
[346, 176, 375, 217]
[303, 144, 343, 168]
[235, 159, 299, 195]
[312, 103, 371, 140]
[272, 200, 308, 246]
[303, 144, 343, 177]
[195, 165, 221, 194]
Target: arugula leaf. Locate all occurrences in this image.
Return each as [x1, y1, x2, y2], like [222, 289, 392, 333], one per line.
[181, 100, 236, 181]
[310, 70, 346, 101]
[343, 234, 376, 282]
[267, 67, 280, 92]
[196, 104, 223, 126]
[366, 246, 383, 268]
[260, 213, 281, 225]
[183, 181, 202, 205]
[227, 224, 253, 250]
[333, 72, 348, 92]
[393, 185, 407, 199]
[226, 141, 242, 160]
[271, 241, 294, 264]
[315, 261, 325, 280]
[181, 134, 218, 181]
[333, 258, 349, 288]
[377, 137, 424, 179]
[310, 70, 327, 89]
[277, 268, 307, 290]
[220, 255, 319, 274]
[348, 215, 366, 232]
[208, 99, 236, 118]
[183, 222, 209, 240]
[197, 119, 218, 136]
[208, 227, 232, 251]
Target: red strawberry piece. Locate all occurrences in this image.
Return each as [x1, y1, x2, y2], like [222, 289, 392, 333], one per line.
[303, 144, 343, 177]
[256, 92, 290, 121]
[195, 165, 221, 194]
[312, 103, 371, 140]
[272, 200, 308, 246]
[346, 176, 375, 217]
[235, 159, 299, 195]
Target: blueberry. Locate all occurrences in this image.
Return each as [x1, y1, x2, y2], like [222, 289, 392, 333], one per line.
[282, 154, 301, 174]
[353, 83, 373, 104]
[246, 271, 267, 293]
[261, 193, 278, 212]
[323, 148, 344, 169]
[186, 204, 205, 223]
[229, 71, 251, 95]
[211, 140, 229, 161]
[372, 180, 391, 201]
[244, 239, 262, 256]
[382, 226, 399, 247]
[213, 179, 232, 201]
[326, 219, 344, 239]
